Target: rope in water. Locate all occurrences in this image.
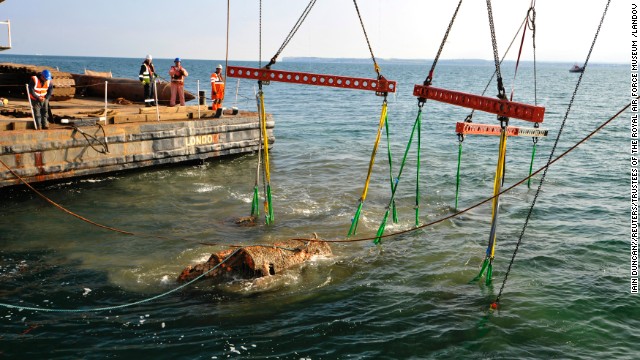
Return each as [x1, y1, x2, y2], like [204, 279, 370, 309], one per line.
[0, 247, 242, 313]
[0, 98, 631, 248]
[0, 99, 630, 315]
[290, 99, 632, 245]
[0, 241, 307, 313]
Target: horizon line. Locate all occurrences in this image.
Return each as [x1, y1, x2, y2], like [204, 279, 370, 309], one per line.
[1, 53, 626, 65]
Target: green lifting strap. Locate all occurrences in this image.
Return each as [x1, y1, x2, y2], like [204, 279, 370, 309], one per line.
[251, 186, 260, 217]
[258, 90, 274, 225]
[385, 112, 398, 224]
[374, 107, 423, 244]
[470, 257, 490, 284]
[265, 184, 274, 224]
[349, 202, 364, 237]
[527, 141, 537, 189]
[454, 140, 463, 211]
[251, 90, 263, 218]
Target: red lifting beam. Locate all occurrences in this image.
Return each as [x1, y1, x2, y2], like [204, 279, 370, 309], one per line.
[227, 66, 397, 93]
[456, 122, 548, 137]
[413, 85, 545, 123]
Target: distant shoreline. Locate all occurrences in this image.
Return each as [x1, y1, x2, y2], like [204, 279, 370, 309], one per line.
[0, 53, 625, 66]
[281, 57, 626, 66]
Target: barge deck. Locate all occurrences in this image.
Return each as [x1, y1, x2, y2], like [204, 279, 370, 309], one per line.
[0, 97, 274, 188]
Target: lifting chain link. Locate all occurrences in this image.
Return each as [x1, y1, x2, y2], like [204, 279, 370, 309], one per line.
[353, 0, 388, 97]
[259, 0, 262, 67]
[425, 0, 464, 86]
[486, 0, 506, 99]
[528, 5, 538, 107]
[499, 117, 508, 130]
[265, 0, 318, 70]
[458, 113, 473, 142]
[353, 0, 380, 79]
[494, 0, 612, 307]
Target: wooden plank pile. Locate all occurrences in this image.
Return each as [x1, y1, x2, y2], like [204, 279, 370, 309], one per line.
[0, 62, 75, 100]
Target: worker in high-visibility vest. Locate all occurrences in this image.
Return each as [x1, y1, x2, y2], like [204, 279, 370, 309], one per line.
[210, 64, 225, 113]
[138, 54, 157, 107]
[28, 69, 53, 130]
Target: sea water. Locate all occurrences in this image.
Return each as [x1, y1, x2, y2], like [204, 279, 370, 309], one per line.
[0, 54, 636, 359]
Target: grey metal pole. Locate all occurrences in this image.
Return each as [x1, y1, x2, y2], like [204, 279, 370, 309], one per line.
[25, 84, 37, 130]
[104, 81, 108, 124]
[154, 79, 160, 122]
[197, 80, 201, 119]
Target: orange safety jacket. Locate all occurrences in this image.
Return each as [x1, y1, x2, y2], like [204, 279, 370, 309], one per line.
[29, 76, 51, 101]
[170, 65, 188, 83]
[210, 72, 225, 99]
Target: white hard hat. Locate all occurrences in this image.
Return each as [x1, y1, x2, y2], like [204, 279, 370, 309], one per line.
[146, 54, 152, 61]
[216, 64, 223, 69]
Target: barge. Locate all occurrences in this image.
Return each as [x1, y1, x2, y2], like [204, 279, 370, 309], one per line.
[0, 97, 274, 188]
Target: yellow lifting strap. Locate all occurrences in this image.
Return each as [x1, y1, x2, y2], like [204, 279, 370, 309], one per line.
[258, 91, 271, 183]
[489, 127, 508, 259]
[358, 101, 388, 202]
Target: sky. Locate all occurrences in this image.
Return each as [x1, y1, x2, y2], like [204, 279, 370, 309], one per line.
[0, 0, 628, 64]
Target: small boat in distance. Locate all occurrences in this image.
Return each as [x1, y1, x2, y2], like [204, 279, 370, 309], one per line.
[569, 64, 584, 73]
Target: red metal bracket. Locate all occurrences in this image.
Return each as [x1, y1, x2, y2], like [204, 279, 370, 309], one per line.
[414, 85, 545, 123]
[456, 122, 548, 137]
[227, 66, 397, 93]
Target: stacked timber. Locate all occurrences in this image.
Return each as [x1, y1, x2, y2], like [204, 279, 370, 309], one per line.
[0, 62, 75, 100]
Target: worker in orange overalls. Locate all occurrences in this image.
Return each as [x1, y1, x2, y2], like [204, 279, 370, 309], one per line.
[210, 64, 225, 113]
[169, 57, 189, 106]
[28, 69, 53, 130]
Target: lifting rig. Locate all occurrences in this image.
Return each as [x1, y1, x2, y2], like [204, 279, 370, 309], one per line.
[226, 0, 397, 228]
[412, 83, 546, 285]
[225, 66, 397, 227]
[226, 0, 550, 288]
[409, 0, 546, 285]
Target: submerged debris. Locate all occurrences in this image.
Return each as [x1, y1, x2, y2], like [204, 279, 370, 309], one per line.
[234, 216, 257, 227]
[177, 238, 332, 283]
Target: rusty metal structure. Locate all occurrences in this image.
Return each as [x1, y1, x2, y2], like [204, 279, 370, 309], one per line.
[178, 239, 332, 283]
[227, 66, 396, 94]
